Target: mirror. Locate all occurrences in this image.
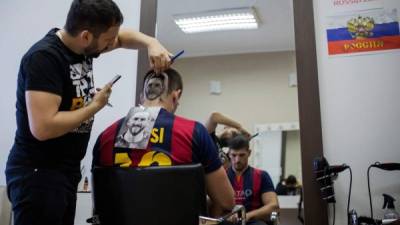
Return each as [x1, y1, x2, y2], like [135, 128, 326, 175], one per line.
[156, 0, 303, 223]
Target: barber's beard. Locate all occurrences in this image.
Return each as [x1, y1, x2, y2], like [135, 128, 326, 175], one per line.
[84, 40, 103, 58]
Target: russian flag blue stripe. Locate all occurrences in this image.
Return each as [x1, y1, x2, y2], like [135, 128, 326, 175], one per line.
[327, 22, 400, 41]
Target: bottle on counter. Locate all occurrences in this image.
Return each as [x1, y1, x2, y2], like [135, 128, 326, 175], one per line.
[382, 193, 399, 220]
[83, 176, 89, 192]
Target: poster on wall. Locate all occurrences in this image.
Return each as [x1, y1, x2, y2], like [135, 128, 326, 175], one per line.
[326, 0, 400, 56]
[326, 8, 400, 55]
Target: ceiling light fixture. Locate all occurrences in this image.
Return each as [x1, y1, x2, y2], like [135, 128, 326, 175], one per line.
[173, 7, 259, 34]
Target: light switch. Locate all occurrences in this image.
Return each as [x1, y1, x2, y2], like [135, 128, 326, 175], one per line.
[209, 80, 221, 95]
[289, 72, 297, 87]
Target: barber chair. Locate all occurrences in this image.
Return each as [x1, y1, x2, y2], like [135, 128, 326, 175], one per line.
[88, 164, 278, 225]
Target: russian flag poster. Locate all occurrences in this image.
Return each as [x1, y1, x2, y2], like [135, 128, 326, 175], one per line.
[326, 9, 400, 55]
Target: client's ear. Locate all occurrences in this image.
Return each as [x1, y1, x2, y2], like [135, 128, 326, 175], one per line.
[172, 89, 182, 103]
[177, 89, 182, 98]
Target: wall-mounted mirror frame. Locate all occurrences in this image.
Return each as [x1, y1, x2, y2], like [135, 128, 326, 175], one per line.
[135, 0, 328, 224]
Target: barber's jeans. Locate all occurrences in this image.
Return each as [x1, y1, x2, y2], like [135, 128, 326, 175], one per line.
[6, 168, 80, 225]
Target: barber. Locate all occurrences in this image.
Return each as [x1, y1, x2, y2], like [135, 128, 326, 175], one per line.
[5, 1, 171, 225]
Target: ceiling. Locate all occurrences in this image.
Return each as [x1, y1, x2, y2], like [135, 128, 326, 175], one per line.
[156, 0, 296, 58]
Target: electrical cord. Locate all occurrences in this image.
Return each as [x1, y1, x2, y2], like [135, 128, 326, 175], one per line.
[347, 167, 353, 225]
[368, 164, 374, 219]
[368, 163, 382, 225]
[330, 166, 351, 225]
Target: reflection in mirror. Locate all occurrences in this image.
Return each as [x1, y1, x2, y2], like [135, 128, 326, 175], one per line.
[157, 0, 302, 223]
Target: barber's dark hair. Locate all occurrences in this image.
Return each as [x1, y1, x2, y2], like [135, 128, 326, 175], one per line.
[219, 129, 240, 147]
[64, 0, 124, 37]
[143, 68, 183, 95]
[286, 175, 297, 185]
[228, 135, 249, 150]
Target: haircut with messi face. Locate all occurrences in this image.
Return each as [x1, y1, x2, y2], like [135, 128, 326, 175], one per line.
[141, 68, 183, 113]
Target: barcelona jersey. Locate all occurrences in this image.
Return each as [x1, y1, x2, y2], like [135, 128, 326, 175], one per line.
[227, 166, 275, 212]
[92, 108, 221, 174]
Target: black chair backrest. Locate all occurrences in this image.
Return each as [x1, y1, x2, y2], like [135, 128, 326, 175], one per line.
[92, 164, 207, 225]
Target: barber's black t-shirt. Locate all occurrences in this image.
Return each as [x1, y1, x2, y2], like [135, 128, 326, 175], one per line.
[7, 28, 95, 174]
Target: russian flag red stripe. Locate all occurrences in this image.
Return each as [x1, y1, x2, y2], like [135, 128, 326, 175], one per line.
[328, 36, 400, 55]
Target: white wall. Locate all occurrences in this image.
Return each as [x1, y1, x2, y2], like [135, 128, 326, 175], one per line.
[313, 0, 400, 224]
[174, 52, 299, 131]
[0, 0, 140, 186]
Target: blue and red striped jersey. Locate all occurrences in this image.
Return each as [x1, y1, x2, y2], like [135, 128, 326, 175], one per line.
[92, 108, 221, 174]
[227, 166, 275, 212]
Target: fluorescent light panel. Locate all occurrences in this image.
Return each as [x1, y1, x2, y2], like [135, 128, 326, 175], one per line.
[173, 7, 259, 34]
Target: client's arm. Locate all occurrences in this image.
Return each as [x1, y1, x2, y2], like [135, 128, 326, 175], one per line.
[205, 166, 235, 217]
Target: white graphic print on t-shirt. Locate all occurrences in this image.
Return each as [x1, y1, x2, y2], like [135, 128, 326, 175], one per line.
[69, 58, 95, 133]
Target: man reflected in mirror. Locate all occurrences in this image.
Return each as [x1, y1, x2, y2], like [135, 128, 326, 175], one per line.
[227, 135, 279, 225]
[276, 175, 302, 196]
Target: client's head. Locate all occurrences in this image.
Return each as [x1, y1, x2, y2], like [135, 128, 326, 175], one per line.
[141, 68, 183, 113]
[228, 135, 251, 172]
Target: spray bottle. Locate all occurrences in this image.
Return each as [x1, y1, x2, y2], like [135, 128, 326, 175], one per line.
[382, 193, 399, 220]
[348, 209, 358, 225]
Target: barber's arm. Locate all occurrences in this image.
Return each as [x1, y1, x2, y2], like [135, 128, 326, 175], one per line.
[205, 112, 250, 136]
[205, 167, 235, 216]
[26, 84, 111, 141]
[246, 191, 279, 222]
[108, 28, 172, 73]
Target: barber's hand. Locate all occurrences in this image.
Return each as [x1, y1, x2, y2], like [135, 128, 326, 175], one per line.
[239, 127, 251, 139]
[148, 39, 172, 74]
[91, 84, 112, 110]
